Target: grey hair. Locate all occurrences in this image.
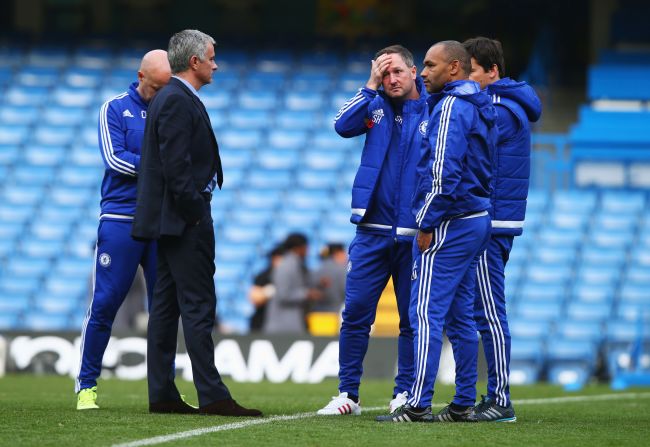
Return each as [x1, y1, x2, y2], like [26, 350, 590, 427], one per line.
[168, 29, 216, 74]
[375, 44, 415, 68]
[436, 40, 472, 76]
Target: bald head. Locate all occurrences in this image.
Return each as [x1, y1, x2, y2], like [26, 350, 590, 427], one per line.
[137, 49, 172, 102]
[433, 41, 471, 77]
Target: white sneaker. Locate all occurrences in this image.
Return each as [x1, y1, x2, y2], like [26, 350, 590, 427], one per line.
[389, 391, 408, 413]
[316, 392, 361, 415]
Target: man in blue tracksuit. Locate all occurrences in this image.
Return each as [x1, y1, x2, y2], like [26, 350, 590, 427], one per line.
[463, 37, 542, 422]
[377, 41, 496, 423]
[317, 45, 429, 416]
[75, 50, 171, 410]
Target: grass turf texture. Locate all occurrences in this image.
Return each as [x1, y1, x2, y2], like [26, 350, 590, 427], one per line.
[1, 375, 649, 446]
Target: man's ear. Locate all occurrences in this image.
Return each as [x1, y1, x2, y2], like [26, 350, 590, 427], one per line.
[137, 70, 144, 82]
[411, 65, 417, 79]
[490, 64, 500, 80]
[449, 59, 460, 77]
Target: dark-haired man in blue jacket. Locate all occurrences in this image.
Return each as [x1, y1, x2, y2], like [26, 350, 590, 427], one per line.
[463, 36, 542, 423]
[317, 45, 429, 416]
[377, 40, 497, 423]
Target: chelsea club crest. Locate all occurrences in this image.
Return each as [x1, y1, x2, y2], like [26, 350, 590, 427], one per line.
[99, 253, 111, 268]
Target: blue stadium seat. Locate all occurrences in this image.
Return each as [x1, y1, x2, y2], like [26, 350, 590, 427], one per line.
[0, 203, 34, 223]
[0, 221, 24, 240]
[285, 91, 325, 111]
[530, 245, 576, 265]
[268, 129, 308, 150]
[312, 129, 357, 152]
[606, 319, 644, 343]
[62, 67, 104, 88]
[22, 311, 70, 331]
[43, 275, 88, 298]
[592, 213, 637, 232]
[48, 186, 93, 207]
[554, 319, 603, 342]
[219, 128, 263, 149]
[16, 66, 60, 87]
[42, 105, 87, 126]
[57, 165, 103, 188]
[247, 168, 293, 189]
[216, 241, 257, 264]
[296, 168, 338, 190]
[526, 189, 549, 212]
[551, 190, 597, 213]
[537, 227, 583, 247]
[575, 264, 621, 288]
[525, 264, 571, 284]
[213, 260, 247, 283]
[5, 256, 51, 277]
[588, 65, 650, 100]
[580, 246, 627, 268]
[51, 86, 94, 108]
[12, 165, 57, 185]
[509, 338, 544, 384]
[26, 48, 69, 68]
[571, 283, 616, 305]
[53, 256, 92, 277]
[24, 145, 66, 167]
[29, 221, 72, 240]
[5, 86, 50, 106]
[204, 71, 241, 90]
[624, 265, 650, 287]
[219, 147, 253, 169]
[0, 105, 39, 126]
[276, 209, 322, 229]
[0, 124, 29, 145]
[20, 238, 65, 258]
[37, 203, 85, 225]
[203, 89, 233, 110]
[547, 211, 590, 231]
[508, 317, 550, 340]
[520, 282, 565, 303]
[285, 189, 331, 211]
[630, 246, 650, 268]
[275, 110, 319, 130]
[237, 189, 280, 211]
[32, 125, 76, 146]
[546, 339, 598, 387]
[257, 149, 300, 170]
[601, 190, 646, 213]
[245, 70, 287, 88]
[619, 284, 649, 304]
[319, 224, 354, 245]
[0, 275, 40, 295]
[70, 145, 102, 167]
[1, 185, 44, 205]
[515, 300, 563, 321]
[565, 301, 612, 323]
[0, 292, 31, 313]
[230, 208, 272, 228]
[302, 149, 345, 170]
[238, 90, 278, 110]
[36, 294, 81, 314]
[587, 230, 633, 249]
[289, 72, 333, 91]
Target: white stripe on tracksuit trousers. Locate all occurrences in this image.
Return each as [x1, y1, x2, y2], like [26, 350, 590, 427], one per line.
[409, 221, 450, 407]
[476, 249, 509, 407]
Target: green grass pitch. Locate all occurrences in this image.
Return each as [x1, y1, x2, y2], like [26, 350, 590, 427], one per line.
[1, 375, 649, 446]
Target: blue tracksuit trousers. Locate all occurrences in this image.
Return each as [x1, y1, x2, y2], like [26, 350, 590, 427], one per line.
[339, 231, 414, 398]
[75, 220, 156, 392]
[408, 214, 491, 408]
[474, 234, 514, 407]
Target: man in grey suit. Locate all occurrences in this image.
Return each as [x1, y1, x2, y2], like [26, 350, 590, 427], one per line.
[264, 233, 322, 334]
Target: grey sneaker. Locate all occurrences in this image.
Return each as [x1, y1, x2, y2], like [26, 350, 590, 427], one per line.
[468, 399, 516, 422]
[431, 404, 473, 422]
[375, 404, 433, 423]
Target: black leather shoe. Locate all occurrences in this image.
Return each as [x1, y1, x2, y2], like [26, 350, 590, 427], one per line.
[149, 399, 199, 414]
[199, 399, 263, 417]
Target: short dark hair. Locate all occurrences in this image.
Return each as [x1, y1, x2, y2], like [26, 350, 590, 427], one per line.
[463, 37, 506, 77]
[375, 44, 415, 68]
[283, 233, 308, 250]
[436, 40, 472, 76]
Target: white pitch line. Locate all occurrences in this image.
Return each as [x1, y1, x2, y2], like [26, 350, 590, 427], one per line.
[112, 392, 650, 447]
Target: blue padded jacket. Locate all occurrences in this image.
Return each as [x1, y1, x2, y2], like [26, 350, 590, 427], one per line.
[334, 77, 429, 241]
[413, 80, 497, 232]
[97, 82, 147, 220]
[487, 78, 542, 236]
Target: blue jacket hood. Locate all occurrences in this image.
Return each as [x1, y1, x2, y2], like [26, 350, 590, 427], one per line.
[488, 77, 542, 122]
[444, 79, 497, 128]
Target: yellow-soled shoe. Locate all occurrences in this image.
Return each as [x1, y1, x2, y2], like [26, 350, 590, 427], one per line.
[77, 387, 99, 410]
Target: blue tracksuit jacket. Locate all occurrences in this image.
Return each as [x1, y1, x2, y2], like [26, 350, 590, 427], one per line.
[413, 80, 497, 231]
[335, 77, 430, 241]
[487, 78, 542, 236]
[98, 82, 146, 220]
